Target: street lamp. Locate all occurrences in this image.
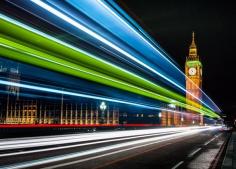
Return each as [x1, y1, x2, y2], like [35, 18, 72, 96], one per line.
[100, 102, 107, 124]
[158, 113, 162, 118]
[192, 120, 195, 125]
[168, 104, 176, 109]
[181, 116, 184, 126]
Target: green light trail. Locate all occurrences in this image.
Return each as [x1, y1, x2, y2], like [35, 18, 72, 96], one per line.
[0, 17, 220, 118]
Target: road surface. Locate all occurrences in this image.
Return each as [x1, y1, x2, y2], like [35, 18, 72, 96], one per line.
[0, 126, 228, 169]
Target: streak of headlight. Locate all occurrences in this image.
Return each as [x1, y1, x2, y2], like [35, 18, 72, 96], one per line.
[1, 33, 214, 116]
[97, 0, 221, 112]
[0, 14, 187, 108]
[0, 132, 179, 155]
[30, 0, 214, 111]
[0, 126, 203, 148]
[0, 13, 217, 117]
[0, 79, 195, 116]
[0, 14, 218, 117]
[0, 41, 217, 117]
[0, 41, 210, 118]
[0, 126, 221, 169]
[0, 126, 205, 147]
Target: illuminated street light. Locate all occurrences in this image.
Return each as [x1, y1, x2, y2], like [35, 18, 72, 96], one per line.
[100, 102, 107, 124]
[180, 116, 184, 126]
[158, 113, 162, 118]
[192, 120, 195, 125]
[100, 102, 107, 111]
[168, 104, 176, 109]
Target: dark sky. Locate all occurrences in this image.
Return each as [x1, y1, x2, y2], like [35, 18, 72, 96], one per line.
[118, 0, 236, 118]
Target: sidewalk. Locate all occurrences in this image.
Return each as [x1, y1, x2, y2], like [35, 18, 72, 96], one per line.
[222, 131, 236, 169]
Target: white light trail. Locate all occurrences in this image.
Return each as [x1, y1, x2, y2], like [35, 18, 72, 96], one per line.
[0, 13, 217, 116]
[30, 0, 217, 112]
[0, 126, 205, 150]
[0, 131, 178, 157]
[0, 126, 221, 169]
[0, 14, 187, 111]
[0, 78, 200, 116]
[97, 0, 221, 112]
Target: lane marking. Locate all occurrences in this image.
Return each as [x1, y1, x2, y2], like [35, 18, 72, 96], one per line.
[204, 133, 222, 146]
[204, 137, 215, 146]
[171, 161, 184, 169]
[188, 148, 201, 157]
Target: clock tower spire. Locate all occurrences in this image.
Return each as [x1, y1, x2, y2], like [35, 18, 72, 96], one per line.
[185, 32, 203, 125]
[189, 32, 198, 59]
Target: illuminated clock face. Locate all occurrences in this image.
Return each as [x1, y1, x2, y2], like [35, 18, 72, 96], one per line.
[189, 67, 197, 76]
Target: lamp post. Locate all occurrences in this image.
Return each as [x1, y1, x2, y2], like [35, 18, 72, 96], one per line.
[168, 104, 176, 109]
[100, 102, 107, 124]
[181, 116, 184, 126]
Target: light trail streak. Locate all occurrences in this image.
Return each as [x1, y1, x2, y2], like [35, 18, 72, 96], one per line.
[0, 78, 166, 111]
[96, 0, 221, 113]
[0, 74, 218, 118]
[0, 131, 179, 156]
[0, 14, 219, 117]
[0, 15, 185, 102]
[40, 0, 218, 112]
[0, 38, 213, 117]
[0, 126, 204, 149]
[41, 0, 194, 102]
[0, 13, 187, 106]
[0, 126, 221, 169]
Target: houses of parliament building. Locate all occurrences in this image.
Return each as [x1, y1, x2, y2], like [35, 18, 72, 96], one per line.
[0, 66, 119, 126]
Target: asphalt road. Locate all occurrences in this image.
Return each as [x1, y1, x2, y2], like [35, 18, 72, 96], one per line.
[0, 126, 228, 169]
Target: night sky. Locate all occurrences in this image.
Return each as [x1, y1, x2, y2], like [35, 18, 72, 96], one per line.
[118, 0, 236, 119]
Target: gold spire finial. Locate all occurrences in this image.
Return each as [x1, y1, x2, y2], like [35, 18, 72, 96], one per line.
[190, 31, 196, 48]
[189, 31, 197, 58]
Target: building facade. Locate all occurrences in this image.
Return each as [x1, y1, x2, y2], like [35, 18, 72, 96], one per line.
[0, 64, 119, 126]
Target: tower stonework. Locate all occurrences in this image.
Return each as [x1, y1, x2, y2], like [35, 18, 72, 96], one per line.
[185, 32, 203, 125]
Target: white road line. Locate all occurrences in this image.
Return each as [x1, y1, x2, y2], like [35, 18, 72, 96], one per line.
[171, 161, 184, 169]
[204, 137, 215, 146]
[188, 148, 202, 157]
[204, 133, 222, 146]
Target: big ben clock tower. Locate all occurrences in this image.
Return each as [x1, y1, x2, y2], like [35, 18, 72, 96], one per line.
[185, 32, 203, 125]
